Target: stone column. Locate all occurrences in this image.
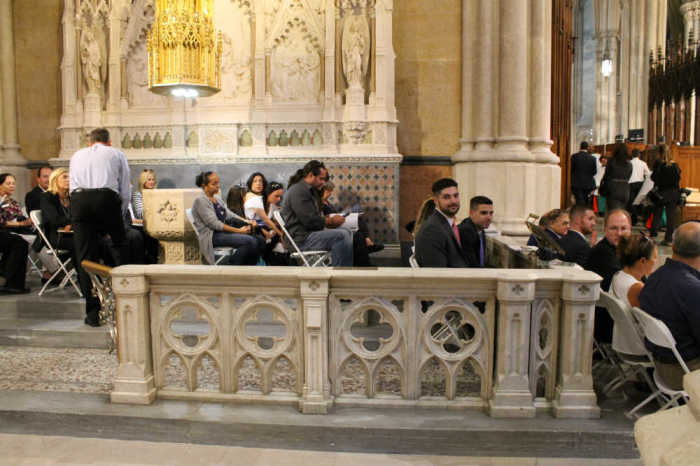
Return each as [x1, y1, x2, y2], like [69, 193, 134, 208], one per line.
[110, 268, 156, 404]
[453, 0, 560, 236]
[682, 2, 700, 50]
[299, 273, 332, 414]
[0, 0, 23, 164]
[593, 0, 621, 145]
[553, 275, 601, 418]
[490, 275, 536, 418]
[142, 189, 201, 265]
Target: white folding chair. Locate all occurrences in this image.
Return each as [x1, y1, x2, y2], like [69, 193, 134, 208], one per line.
[19, 206, 43, 277]
[272, 210, 331, 267]
[29, 210, 82, 297]
[597, 292, 666, 417]
[185, 208, 234, 265]
[630, 307, 691, 411]
[409, 244, 419, 268]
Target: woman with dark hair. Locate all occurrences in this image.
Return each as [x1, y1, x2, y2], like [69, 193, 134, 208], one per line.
[611, 233, 657, 308]
[600, 143, 633, 211]
[244, 172, 283, 239]
[191, 171, 262, 265]
[0, 173, 33, 234]
[649, 144, 682, 245]
[226, 185, 246, 217]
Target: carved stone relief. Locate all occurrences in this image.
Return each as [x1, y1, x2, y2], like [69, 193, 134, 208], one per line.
[271, 27, 321, 103]
[127, 41, 168, 107]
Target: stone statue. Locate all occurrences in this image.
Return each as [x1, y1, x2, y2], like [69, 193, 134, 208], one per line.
[80, 26, 107, 96]
[341, 14, 370, 90]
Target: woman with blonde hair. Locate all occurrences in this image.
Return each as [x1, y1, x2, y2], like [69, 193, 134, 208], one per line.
[131, 169, 156, 221]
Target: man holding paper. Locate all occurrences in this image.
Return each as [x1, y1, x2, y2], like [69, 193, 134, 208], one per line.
[280, 160, 353, 266]
[320, 179, 383, 266]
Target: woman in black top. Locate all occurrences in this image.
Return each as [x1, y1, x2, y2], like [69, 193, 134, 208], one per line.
[649, 145, 681, 244]
[40, 168, 73, 251]
[600, 143, 633, 211]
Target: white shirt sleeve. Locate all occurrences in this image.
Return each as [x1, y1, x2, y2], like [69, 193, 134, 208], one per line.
[244, 195, 264, 220]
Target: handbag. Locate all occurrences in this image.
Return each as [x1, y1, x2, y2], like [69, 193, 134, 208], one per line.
[647, 187, 665, 205]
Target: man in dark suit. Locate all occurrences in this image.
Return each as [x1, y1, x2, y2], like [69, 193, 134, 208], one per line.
[571, 141, 597, 205]
[459, 196, 494, 267]
[415, 178, 469, 267]
[561, 204, 596, 267]
[585, 208, 631, 343]
[24, 165, 51, 213]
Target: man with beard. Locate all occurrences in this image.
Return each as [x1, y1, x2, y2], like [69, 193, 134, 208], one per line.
[459, 196, 494, 267]
[415, 178, 470, 267]
[561, 204, 597, 267]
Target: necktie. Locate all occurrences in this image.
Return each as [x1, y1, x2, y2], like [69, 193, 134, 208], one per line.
[479, 231, 485, 267]
[452, 222, 462, 247]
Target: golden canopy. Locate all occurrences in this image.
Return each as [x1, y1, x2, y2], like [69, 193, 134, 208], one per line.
[147, 0, 222, 97]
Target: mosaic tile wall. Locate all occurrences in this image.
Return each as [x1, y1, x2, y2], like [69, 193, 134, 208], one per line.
[129, 162, 400, 243]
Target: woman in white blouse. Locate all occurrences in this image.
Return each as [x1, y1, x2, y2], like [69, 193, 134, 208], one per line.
[610, 233, 658, 307]
[243, 172, 283, 239]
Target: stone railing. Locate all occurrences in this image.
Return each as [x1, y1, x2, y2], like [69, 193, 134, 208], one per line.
[109, 266, 601, 418]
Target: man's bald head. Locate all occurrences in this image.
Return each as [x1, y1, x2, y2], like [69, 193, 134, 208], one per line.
[672, 222, 700, 259]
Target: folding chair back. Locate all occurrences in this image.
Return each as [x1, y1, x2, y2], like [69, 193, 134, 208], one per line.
[631, 307, 691, 374]
[272, 210, 330, 267]
[185, 208, 233, 265]
[598, 291, 646, 356]
[29, 210, 82, 297]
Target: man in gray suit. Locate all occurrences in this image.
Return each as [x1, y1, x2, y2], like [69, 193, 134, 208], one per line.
[415, 178, 470, 267]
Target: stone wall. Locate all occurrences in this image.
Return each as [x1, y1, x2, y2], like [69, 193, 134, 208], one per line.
[13, 0, 62, 161]
[393, 0, 461, 157]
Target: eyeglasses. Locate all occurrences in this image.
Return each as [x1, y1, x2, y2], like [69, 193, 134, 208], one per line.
[269, 183, 283, 190]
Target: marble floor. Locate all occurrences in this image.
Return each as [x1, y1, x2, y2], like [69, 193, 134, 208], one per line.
[0, 433, 642, 466]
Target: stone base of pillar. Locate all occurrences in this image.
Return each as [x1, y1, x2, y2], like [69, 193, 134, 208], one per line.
[83, 93, 102, 129]
[1, 144, 24, 165]
[452, 159, 561, 236]
[111, 374, 156, 405]
[552, 387, 601, 419]
[158, 239, 201, 265]
[298, 397, 333, 414]
[488, 389, 536, 418]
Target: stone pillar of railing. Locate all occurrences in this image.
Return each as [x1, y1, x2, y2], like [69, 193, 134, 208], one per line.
[299, 272, 332, 414]
[142, 189, 201, 264]
[490, 274, 537, 418]
[635, 370, 700, 466]
[553, 274, 601, 418]
[110, 266, 156, 404]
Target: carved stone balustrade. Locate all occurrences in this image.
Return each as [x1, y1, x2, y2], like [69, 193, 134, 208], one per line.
[109, 265, 601, 418]
[142, 189, 201, 264]
[635, 370, 700, 466]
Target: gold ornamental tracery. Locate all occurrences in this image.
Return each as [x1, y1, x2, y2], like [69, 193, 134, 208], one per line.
[147, 0, 222, 97]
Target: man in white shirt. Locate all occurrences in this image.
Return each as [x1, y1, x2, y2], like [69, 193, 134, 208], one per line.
[627, 148, 651, 224]
[70, 128, 131, 326]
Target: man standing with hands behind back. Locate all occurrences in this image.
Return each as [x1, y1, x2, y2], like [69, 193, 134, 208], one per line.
[70, 128, 131, 327]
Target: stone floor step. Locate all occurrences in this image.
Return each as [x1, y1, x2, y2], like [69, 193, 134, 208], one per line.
[0, 318, 108, 349]
[0, 390, 639, 459]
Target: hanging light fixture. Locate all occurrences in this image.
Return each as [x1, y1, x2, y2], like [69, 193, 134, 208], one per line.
[147, 0, 222, 97]
[601, 50, 613, 78]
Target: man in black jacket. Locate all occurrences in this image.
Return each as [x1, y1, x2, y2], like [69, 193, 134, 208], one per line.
[571, 141, 597, 205]
[561, 204, 596, 267]
[415, 178, 470, 267]
[586, 208, 631, 342]
[459, 196, 494, 267]
[24, 165, 51, 214]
